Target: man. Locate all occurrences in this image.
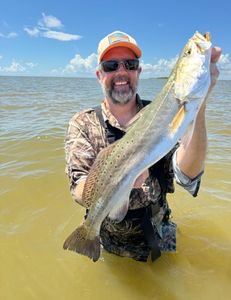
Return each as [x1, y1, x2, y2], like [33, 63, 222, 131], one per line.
[65, 31, 221, 261]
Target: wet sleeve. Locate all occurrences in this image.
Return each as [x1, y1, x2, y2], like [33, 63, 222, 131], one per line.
[172, 151, 204, 197]
[64, 114, 97, 196]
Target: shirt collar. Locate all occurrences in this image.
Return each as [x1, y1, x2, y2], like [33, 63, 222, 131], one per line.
[101, 94, 144, 131]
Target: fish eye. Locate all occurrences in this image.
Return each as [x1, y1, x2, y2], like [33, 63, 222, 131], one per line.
[185, 48, 192, 56]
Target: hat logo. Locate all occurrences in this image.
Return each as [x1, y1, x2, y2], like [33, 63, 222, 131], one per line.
[108, 32, 130, 45]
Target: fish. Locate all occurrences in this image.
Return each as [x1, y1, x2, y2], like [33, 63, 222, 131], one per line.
[63, 31, 212, 262]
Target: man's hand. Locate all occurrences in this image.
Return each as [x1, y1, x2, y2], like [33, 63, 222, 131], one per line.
[176, 45, 222, 179]
[199, 46, 221, 113]
[208, 47, 222, 92]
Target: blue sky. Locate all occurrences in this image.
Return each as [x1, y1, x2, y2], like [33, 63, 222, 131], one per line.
[0, 0, 230, 79]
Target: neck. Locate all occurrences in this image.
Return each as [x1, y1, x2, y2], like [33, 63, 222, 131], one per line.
[105, 95, 137, 127]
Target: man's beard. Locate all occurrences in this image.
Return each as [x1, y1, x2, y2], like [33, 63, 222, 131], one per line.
[102, 76, 138, 105]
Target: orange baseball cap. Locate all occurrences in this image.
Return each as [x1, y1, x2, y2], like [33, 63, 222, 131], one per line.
[97, 31, 142, 62]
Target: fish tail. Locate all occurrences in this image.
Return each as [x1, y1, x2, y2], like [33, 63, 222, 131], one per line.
[63, 224, 100, 262]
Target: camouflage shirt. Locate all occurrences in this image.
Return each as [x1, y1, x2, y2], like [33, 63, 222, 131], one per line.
[65, 95, 197, 261]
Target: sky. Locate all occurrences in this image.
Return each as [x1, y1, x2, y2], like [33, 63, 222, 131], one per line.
[0, 0, 231, 79]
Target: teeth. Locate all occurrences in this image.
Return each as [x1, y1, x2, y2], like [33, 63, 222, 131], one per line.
[115, 81, 127, 86]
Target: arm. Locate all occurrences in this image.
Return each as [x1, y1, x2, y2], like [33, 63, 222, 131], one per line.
[135, 47, 222, 188]
[176, 47, 222, 179]
[65, 112, 97, 207]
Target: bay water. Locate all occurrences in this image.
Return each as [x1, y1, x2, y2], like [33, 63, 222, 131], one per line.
[0, 76, 230, 300]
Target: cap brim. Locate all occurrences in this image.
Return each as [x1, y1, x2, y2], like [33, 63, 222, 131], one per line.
[99, 42, 142, 62]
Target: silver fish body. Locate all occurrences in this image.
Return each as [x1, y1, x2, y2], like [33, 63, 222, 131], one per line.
[63, 31, 212, 262]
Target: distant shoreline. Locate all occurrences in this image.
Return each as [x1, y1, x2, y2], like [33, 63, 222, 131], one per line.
[0, 75, 229, 81]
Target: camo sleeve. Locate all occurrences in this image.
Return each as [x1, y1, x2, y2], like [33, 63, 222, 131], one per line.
[65, 109, 107, 200]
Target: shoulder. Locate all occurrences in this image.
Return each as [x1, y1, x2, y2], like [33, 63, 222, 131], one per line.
[67, 107, 106, 145]
[68, 108, 100, 129]
[70, 108, 95, 123]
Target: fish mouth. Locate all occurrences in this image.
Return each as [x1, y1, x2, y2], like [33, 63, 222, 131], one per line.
[193, 31, 212, 54]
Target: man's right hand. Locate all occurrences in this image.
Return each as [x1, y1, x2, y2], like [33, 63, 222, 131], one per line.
[73, 179, 86, 207]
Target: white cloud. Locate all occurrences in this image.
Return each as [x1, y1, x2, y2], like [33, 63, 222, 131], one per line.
[217, 53, 231, 79]
[8, 32, 18, 38]
[42, 30, 81, 41]
[25, 62, 38, 68]
[39, 13, 63, 29]
[0, 31, 18, 38]
[24, 13, 81, 42]
[0, 60, 38, 73]
[24, 27, 40, 37]
[140, 53, 231, 79]
[64, 53, 98, 75]
[0, 61, 25, 72]
[61, 52, 231, 79]
[63, 53, 177, 78]
[218, 53, 230, 69]
[140, 56, 178, 78]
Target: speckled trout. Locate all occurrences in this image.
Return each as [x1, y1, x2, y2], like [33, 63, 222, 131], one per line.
[63, 31, 212, 261]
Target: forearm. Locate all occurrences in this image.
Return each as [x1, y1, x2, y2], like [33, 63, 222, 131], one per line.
[176, 46, 221, 178]
[176, 103, 207, 179]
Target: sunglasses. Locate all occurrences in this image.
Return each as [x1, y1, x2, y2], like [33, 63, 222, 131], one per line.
[100, 59, 139, 73]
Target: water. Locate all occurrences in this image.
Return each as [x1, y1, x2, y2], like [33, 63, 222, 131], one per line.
[0, 76, 231, 300]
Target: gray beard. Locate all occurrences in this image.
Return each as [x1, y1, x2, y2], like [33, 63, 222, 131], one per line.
[101, 78, 138, 105]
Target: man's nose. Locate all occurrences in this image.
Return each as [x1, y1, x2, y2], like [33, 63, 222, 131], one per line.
[117, 61, 127, 72]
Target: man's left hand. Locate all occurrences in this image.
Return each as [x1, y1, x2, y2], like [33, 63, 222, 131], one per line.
[209, 46, 222, 89]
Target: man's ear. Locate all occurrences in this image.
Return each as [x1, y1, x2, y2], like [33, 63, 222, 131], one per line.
[138, 66, 142, 75]
[96, 69, 101, 80]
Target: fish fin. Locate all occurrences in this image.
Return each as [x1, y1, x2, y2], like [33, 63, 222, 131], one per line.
[63, 224, 100, 262]
[108, 197, 129, 223]
[82, 143, 117, 208]
[169, 104, 186, 134]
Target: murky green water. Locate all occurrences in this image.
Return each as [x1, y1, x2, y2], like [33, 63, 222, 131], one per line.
[1, 77, 230, 300]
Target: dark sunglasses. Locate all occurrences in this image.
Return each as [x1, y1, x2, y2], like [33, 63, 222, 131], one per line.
[100, 59, 139, 73]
